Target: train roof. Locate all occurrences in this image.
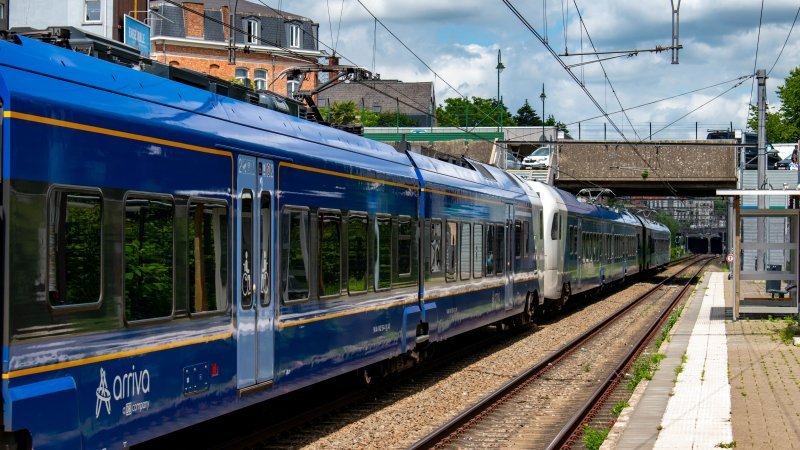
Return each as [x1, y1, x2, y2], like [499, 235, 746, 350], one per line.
[406, 152, 528, 201]
[0, 35, 411, 167]
[635, 214, 671, 233]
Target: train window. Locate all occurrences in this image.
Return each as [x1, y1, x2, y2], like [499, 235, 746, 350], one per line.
[485, 225, 495, 276]
[319, 212, 342, 298]
[348, 214, 368, 294]
[376, 216, 392, 290]
[538, 211, 544, 239]
[550, 213, 559, 240]
[514, 220, 522, 259]
[430, 220, 443, 274]
[48, 190, 102, 307]
[460, 223, 471, 280]
[240, 191, 255, 309]
[124, 195, 174, 321]
[523, 221, 530, 256]
[259, 194, 270, 306]
[445, 221, 458, 282]
[473, 224, 484, 278]
[282, 208, 309, 302]
[188, 200, 229, 314]
[496, 224, 505, 276]
[397, 218, 413, 277]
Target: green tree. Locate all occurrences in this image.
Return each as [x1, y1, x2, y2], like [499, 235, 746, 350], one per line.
[329, 101, 359, 125]
[746, 104, 799, 142]
[435, 97, 515, 128]
[514, 99, 542, 126]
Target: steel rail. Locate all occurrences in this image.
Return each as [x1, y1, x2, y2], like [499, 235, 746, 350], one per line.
[408, 256, 705, 450]
[548, 256, 712, 449]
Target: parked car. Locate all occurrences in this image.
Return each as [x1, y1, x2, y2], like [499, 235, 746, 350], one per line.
[706, 130, 781, 169]
[522, 146, 552, 169]
[505, 153, 521, 169]
[775, 155, 793, 170]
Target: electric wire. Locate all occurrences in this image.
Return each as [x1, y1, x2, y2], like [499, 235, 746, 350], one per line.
[768, 4, 800, 76]
[748, 0, 766, 106]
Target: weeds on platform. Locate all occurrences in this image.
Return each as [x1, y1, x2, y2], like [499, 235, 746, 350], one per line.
[716, 441, 737, 448]
[627, 353, 667, 391]
[655, 305, 684, 349]
[582, 425, 609, 450]
[610, 400, 629, 417]
[778, 317, 800, 344]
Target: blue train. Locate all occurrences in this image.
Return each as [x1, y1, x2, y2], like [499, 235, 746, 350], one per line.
[0, 31, 669, 449]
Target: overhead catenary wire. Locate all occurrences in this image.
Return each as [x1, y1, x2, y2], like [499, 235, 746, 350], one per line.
[748, 0, 766, 106]
[768, 4, 800, 76]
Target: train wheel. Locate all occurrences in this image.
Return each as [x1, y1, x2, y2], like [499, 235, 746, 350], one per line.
[523, 293, 535, 324]
[359, 367, 372, 386]
[560, 283, 571, 309]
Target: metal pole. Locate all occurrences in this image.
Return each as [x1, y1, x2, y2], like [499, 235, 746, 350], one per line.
[496, 50, 505, 131]
[757, 69, 767, 273]
[604, 122, 607, 141]
[695, 122, 698, 140]
[540, 84, 546, 142]
[396, 97, 399, 132]
[578, 122, 581, 140]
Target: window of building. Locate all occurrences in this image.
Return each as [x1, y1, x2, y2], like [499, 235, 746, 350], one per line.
[235, 67, 249, 85]
[188, 200, 228, 314]
[289, 24, 301, 48]
[48, 190, 102, 307]
[319, 212, 341, 298]
[372, 103, 381, 113]
[85, 0, 101, 22]
[254, 69, 267, 91]
[282, 208, 309, 302]
[348, 214, 368, 294]
[375, 216, 392, 290]
[244, 18, 260, 44]
[287, 78, 300, 98]
[125, 196, 174, 321]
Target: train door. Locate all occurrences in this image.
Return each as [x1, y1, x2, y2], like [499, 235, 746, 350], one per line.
[504, 205, 513, 310]
[236, 155, 276, 390]
[576, 219, 582, 290]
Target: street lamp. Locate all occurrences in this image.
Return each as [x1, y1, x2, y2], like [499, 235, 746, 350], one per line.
[540, 83, 547, 142]
[496, 49, 505, 130]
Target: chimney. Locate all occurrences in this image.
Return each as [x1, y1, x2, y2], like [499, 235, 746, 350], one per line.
[183, 2, 205, 39]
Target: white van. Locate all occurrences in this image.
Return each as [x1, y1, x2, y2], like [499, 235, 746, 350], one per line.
[522, 146, 552, 169]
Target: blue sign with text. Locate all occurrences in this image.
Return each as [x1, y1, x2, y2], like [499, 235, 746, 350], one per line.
[124, 15, 150, 58]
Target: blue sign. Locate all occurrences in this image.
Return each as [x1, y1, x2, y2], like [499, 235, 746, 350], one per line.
[124, 15, 151, 58]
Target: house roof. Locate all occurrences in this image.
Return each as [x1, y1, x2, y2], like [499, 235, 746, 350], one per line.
[318, 80, 435, 118]
[151, 0, 311, 21]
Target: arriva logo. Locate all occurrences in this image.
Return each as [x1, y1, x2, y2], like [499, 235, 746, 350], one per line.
[95, 366, 152, 418]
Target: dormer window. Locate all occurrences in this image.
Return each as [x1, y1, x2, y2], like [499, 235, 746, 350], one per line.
[289, 24, 301, 48]
[84, 0, 101, 22]
[244, 18, 260, 44]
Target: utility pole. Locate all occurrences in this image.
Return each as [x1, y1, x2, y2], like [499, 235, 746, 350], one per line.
[496, 50, 505, 131]
[756, 69, 767, 272]
[671, 0, 681, 64]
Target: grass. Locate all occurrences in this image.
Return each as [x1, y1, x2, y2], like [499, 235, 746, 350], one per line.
[716, 441, 737, 448]
[655, 305, 684, 349]
[611, 400, 629, 417]
[778, 317, 800, 344]
[627, 353, 667, 391]
[582, 426, 609, 450]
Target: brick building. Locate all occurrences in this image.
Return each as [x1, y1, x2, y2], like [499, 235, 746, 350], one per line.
[149, 0, 322, 97]
[318, 79, 436, 127]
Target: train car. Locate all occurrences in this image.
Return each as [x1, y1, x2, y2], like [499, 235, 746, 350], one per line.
[407, 155, 542, 338]
[637, 215, 672, 270]
[0, 33, 543, 449]
[523, 182, 649, 308]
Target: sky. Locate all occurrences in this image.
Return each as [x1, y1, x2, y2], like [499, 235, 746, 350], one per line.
[265, 0, 800, 140]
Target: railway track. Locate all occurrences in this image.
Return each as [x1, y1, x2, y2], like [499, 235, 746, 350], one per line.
[409, 256, 710, 449]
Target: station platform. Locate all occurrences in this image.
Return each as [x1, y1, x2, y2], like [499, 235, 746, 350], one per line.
[603, 269, 800, 449]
